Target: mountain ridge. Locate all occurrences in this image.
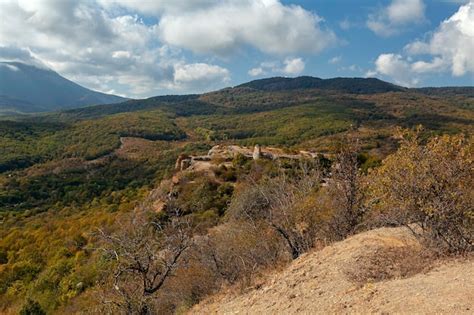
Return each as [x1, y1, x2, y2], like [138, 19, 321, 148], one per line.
[0, 61, 127, 113]
[236, 76, 406, 93]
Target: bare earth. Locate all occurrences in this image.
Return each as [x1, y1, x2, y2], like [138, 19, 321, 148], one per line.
[191, 227, 474, 314]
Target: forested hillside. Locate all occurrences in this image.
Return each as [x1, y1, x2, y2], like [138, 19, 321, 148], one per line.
[0, 78, 473, 314]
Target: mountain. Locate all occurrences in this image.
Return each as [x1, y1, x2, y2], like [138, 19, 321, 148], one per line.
[50, 76, 409, 120]
[237, 76, 406, 94]
[0, 62, 127, 113]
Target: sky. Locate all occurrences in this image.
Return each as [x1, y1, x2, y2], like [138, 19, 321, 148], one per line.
[0, 0, 473, 98]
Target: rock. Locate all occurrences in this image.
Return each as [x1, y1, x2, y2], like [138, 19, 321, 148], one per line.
[152, 200, 166, 212]
[175, 154, 188, 170]
[208, 145, 222, 156]
[253, 144, 261, 160]
[180, 158, 191, 171]
[172, 175, 180, 185]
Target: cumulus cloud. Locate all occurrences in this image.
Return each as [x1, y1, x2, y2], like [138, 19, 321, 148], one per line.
[98, 0, 218, 15]
[368, 1, 474, 86]
[157, 0, 337, 56]
[172, 63, 230, 92]
[405, 1, 474, 76]
[369, 53, 418, 86]
[0, 0, 336, 96]
[248, 58, 305, 77]
[367, 0, 426, 37]
[282, 58, 305, 75]
[0, 0, 231, 97]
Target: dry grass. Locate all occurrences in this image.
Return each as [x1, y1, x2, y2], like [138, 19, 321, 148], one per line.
[346, 245, 436, 284]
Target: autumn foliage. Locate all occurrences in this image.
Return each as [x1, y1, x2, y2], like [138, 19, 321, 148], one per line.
[367, 129, 473, 253]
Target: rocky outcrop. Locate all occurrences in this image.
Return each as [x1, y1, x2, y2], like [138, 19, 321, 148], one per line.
[175, 144, 326, 171]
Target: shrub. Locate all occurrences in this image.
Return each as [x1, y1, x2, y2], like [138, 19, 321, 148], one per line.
[367, 130, 473, 253]
[227, 162, 323, 259]
[345, 245, 435, 284]
[19, 299, 46, 315]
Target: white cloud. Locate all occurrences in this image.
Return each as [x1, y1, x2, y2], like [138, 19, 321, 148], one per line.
[386, 0, 425, 24]
[248, 58, 305, 77]
[367, 0, 426, 37]
[111, 50, 132, 59]
[248, 67, 264, 77]
[0, 63, 19, 71]
[371, 53, 418, 86]
[0, 0, 336, 97]
[282, 58, 305, 75]
[157, 0, 337, 56]
[411, 58, 447, 73]
[329, 56, 342, 64]
[0, 46, 49, 69]
[368, 1, 474, 86]
[98, 0, 218, 15]
[405, 1, 474, 76]
[365, 70, 378, 77]
[172, 62, 230, 92]
[0, 0, 231, 97]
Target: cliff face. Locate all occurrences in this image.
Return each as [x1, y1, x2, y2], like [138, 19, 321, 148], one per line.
[191, 227, 474, 314]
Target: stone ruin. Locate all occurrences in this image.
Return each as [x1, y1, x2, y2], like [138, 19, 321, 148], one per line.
[175, 144, 324, 171]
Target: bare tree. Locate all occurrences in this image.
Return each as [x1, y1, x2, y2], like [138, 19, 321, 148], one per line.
[228, 160, 323, 259]
[327, 141, 366, 240]
[96, 212, 193, 314]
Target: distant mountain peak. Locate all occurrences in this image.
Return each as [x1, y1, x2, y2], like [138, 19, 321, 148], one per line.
[0, 61, 127, 113]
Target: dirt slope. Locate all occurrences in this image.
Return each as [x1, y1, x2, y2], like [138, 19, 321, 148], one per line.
[191, 227, 474, 314]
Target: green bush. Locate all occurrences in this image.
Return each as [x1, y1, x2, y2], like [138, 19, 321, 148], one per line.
[19, 299, 46, 315]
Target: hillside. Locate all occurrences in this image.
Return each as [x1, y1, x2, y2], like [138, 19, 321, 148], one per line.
[0, 77, 472, 314]
[192, 227, 474, 314]
[237, 76, 406, 94]
[0, 62, 126, 113]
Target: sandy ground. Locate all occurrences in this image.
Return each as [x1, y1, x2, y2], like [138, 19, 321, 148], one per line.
[191, 227, 474, 314]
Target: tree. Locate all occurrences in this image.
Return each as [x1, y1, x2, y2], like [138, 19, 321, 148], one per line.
[367, 129, 473, 253]
[97, 212, 194, 314]
[228, 161, 323, 259]
[327, 141, 366, 239]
